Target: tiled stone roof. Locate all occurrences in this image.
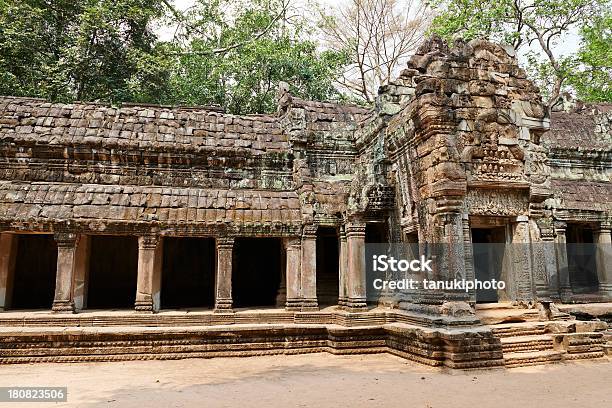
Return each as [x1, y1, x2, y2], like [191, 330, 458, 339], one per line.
[0, 182, 301, 226]
[544, 105, 612, 150]
[550, 179, 612, 212]
[0, 96, 288, 154]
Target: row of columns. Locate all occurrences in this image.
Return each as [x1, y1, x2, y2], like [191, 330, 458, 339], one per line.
[553, 221, 612, 301]
[0, 223, 370, 313]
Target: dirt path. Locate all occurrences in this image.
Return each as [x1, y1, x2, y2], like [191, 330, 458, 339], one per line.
[0, 354, 610, 408]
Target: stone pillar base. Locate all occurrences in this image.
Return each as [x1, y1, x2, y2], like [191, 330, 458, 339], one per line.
[51, 300, 75, 313]
[344, 297, 367, 312]
[599, 283, 612, 297]
[134, 300, 155, 313]
[337, 296, 347, 307]
[301, 298, 319, 311]
[214, 298, 233, 313]
[559, 287, 573, 303]
[285, 298, 302, 311]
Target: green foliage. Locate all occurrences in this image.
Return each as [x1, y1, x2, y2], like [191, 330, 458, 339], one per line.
[0, 0, 348, 114]
[566, 11, 612, 102]
[428, 0, 611, 103]
[168, 0, 348, 114]
[0, 0, 169, 103]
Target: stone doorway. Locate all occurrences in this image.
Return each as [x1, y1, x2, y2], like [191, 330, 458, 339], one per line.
[232, 238, 282, 308]
[566, 223, 599, 294]
[10, 234, 57, 310]
[161, 237, 215, 309]
[471, 223, 507, 303]
[316, 227, 339, 306]
[87, 236, 138, 309]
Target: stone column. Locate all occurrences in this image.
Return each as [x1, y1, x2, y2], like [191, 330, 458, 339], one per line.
[539, 226, 557, 300]
[276, 244, 287, 307]
[595, 224, 612, 297]
[135, 235, 163, 313]
[511, 216, 535, 301]
[214, 237, 234, 312]
[0, 233, 17, 311]
[72, 235, 90, 311]
[284, 237, 302, 311]
[462, 214, 476, 303]
[346, 222, 367, 311]
[554, 221, 572, 302]
[301, 225, 318, 310]
[52, 232, 82, 313]
[338, 226, 348, 307]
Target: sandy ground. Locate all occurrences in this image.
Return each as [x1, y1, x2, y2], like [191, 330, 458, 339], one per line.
[0, 354, 610, 408]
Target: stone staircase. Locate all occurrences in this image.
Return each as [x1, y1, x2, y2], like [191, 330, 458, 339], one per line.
[604, 329, 612, 356]
[492, 323, 566, 367]
[485, 308, 609, 368]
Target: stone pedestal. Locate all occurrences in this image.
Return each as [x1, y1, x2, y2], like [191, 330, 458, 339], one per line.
[284, 238, 302, 311]
[300, 225, 318, 310]
[346, 222, 367, 311]
[135, 235, 163, 313]
[52, 232, 82, 313]
[214, 237, 234, 312]
[338, 227, 348, 307]
[0, 233, 17, 311]
[554, 222, 572, 302]
[595, 226, 612, 297]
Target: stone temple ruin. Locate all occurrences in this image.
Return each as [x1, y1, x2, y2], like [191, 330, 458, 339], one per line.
[0, 38, 610, 368]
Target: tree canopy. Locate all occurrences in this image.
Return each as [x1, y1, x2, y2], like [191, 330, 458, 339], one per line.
[0, 0, 610, 112]
[0, 0, 347, 114]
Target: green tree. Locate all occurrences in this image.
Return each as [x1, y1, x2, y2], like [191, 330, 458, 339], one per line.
[566, 11, 611, 102]
[0, 0, 171, 103]
[167, 0, 348, 114]
[428, 0, 611, 105]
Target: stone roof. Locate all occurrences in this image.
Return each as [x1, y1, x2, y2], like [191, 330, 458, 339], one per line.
[0, 96, 288, 154]
[0, 182, 301, 226]
[550, 179, 612, 212]
[544, 104, 612, 150]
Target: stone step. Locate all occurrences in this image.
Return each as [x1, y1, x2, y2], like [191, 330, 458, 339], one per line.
[477, 308, 542, 325]
[504, 350, 565, 368]
[490, 323, 547, 338]
[474, 303, 515, 311]
[500, 334, 554, 353]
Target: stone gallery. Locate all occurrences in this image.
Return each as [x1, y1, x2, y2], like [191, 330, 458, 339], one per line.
[0, 37, 610, 368]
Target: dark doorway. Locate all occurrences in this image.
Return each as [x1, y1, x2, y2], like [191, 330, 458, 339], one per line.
[87, 236, 138, 309]
[471, 227, 506, 303]
[232, 238, 282, 308]
[366, 222, 389, 243]
[316, 227, 339, 306]
[10, 234, 57, 309]
[566, 224, 599, 293]
[161, 238, 215, 309]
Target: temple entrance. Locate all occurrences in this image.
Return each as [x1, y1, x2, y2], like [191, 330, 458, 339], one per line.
[161, 237, 215, 309]
[232, 238, 282, 308]
[87, 235, 138, 309]
[10, 234, 57, 310]
[316, 227, 339, 306]
[566, 223, 599, 293]
[471, 226, 507, 303]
